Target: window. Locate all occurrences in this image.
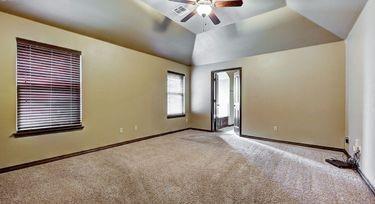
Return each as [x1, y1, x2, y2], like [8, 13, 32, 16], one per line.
[16, 38, 82, 136]
[167, 71, 185, 118]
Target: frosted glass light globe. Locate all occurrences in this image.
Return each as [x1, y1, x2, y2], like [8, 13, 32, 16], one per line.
[196, 5, 212, 16]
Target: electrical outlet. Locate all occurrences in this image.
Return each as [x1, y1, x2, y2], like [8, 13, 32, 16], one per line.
[134, 125, 138, 131]
[119, 128, 124, 134]
[273, 126, 278, 132]
[185, 118, 188, 123]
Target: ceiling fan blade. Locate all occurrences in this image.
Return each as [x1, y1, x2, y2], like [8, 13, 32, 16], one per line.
[169, 0, 196, 4]
[215, 0, 243, 7]
[181, 10, 197, 22]
[208, 12, 221, 25]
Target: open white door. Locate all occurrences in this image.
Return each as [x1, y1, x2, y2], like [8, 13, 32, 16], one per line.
[233, 71, 241, 135]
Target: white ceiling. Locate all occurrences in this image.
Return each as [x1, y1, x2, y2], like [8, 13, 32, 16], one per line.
[141, 0, 368, 38]
[0, 0, 369, 65]
[141, 0, 286, 34]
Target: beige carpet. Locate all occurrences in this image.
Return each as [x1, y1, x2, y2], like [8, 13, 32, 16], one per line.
[0, 130, 374, 203]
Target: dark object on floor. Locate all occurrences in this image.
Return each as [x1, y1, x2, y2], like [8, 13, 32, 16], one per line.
[326, 150, 360, 169]
[325, 158, 355, 169]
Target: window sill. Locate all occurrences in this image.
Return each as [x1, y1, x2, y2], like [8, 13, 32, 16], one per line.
[167, 114, 186, 119]
[14, 125, 84, 138]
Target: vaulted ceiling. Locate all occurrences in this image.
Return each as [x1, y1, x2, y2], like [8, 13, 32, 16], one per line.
[0, 0, 368, 66]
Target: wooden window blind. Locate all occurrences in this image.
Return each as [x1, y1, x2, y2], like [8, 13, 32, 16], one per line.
[167, 71, 185, 118]
[16, 38, 82, 135]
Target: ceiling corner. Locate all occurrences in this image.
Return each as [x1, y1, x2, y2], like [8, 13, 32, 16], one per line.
[286, 0, 368, 39]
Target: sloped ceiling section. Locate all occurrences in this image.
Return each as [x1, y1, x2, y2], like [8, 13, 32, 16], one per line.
[192, 7, 341, 66]
[0, 0, 196, 65]
[287, 0, 368, 39]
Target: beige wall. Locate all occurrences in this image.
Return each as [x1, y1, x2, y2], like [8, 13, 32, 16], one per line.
[346, 0, 375, 187]
[191, 42, 346, 148]
[0, 12, 190, 168]
[0, 10, 350, 170]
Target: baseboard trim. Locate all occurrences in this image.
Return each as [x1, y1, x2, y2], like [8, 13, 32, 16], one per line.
[190, 128, 213, 132]
[356, 167, 375, 196]
[2, 127, 370, 195]
[241, 134, 374, 196]
[240, 134, 345, 153]
[0, 128, 190, 174]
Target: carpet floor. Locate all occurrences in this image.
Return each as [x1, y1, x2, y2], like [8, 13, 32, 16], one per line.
[0, 130, 374, 203]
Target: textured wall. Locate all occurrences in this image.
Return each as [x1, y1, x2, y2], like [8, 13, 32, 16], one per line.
[191, 42, 346, 148]
[0, 12, 190, 168]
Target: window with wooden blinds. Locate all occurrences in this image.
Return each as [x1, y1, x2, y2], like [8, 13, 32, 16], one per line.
[16, 38, 82, 136]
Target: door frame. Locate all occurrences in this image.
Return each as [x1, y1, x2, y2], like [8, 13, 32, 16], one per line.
[210, 67, 242, 135]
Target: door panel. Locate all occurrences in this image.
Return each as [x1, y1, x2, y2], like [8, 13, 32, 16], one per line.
[233, 71, 241, 135]
[212, 73, 218, 131]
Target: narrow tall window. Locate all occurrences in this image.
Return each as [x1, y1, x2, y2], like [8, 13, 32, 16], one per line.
[167, 71, 185, 118]
[16, 38, 82, 136]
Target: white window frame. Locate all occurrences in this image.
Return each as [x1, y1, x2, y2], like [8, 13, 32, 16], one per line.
[167, 71, 185, 118]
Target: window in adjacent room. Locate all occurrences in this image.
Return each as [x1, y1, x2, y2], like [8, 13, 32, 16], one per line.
[167, 71, 185, 118]
[16, 38, 82, 136]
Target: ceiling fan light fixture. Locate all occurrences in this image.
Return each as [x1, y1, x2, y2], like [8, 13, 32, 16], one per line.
[196, 4, 212, 16]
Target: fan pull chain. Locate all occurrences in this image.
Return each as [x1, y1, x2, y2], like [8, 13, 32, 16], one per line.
[202, 15, 207, 33]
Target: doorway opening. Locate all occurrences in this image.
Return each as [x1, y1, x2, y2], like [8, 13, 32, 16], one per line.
[211, 68, 242, 135]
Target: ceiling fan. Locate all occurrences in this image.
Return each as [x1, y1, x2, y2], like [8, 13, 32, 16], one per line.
[169, 0, 243, 25]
